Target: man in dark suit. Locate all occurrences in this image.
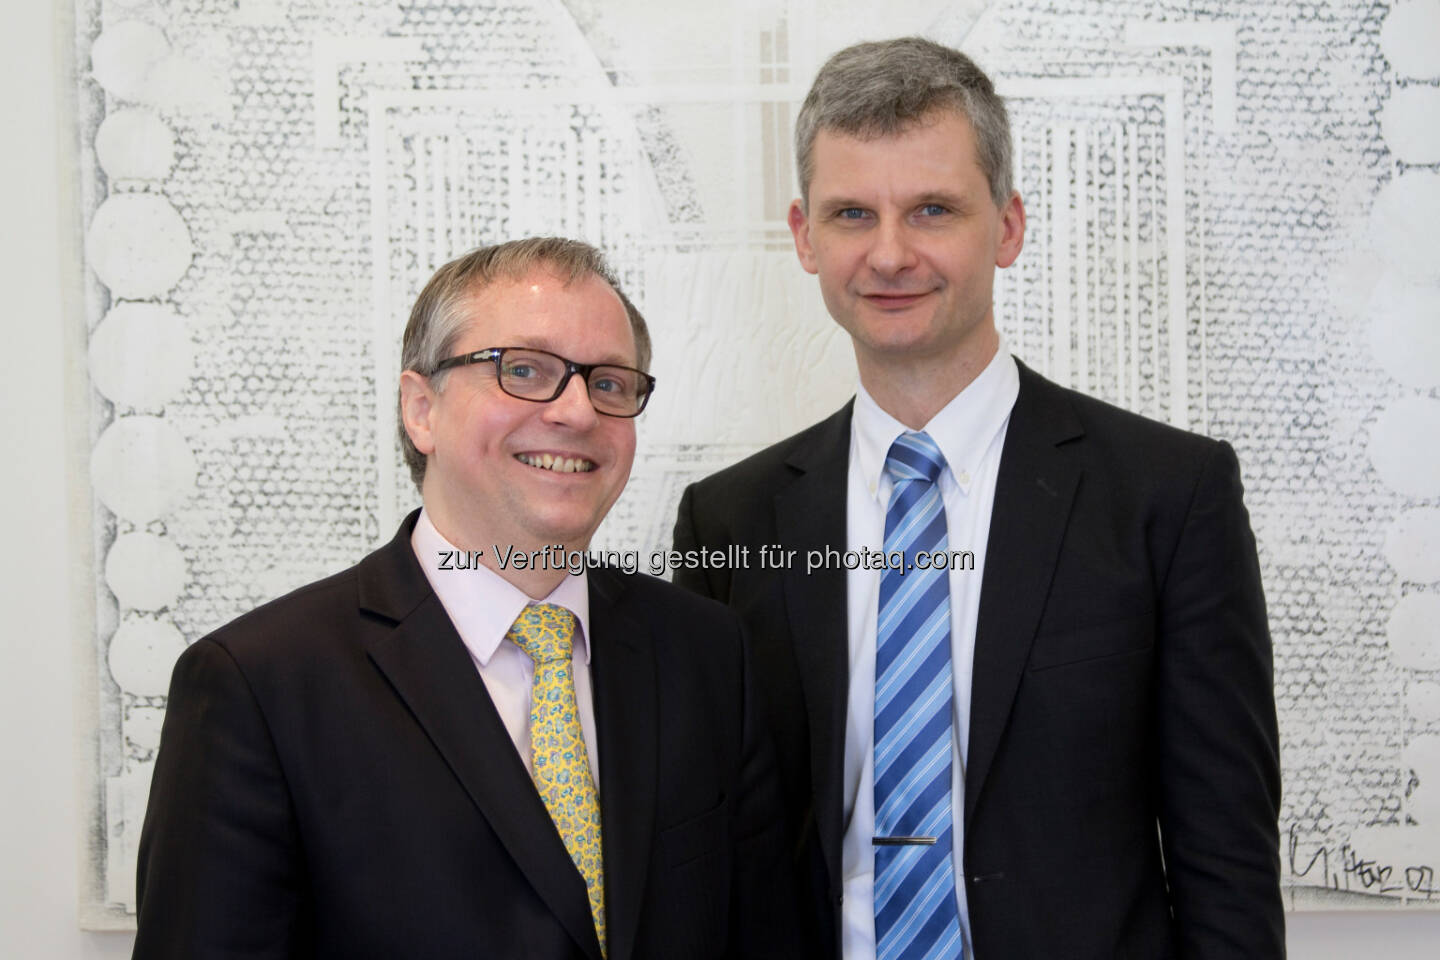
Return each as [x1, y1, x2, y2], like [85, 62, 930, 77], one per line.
[672, 38, 1283, 959]
[134, 237, 798, 959]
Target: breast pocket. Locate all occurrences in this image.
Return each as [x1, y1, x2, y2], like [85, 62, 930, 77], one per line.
[1026, 611, 1154, 672]
[659, 795, 727, 867]
[648, 797, 731, 956]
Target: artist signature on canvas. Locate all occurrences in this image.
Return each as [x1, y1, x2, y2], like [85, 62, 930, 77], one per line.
[1287, 824, 1437, 898]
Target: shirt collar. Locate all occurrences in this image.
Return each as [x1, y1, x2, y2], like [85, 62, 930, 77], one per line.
[410, 507, 592, 667]
[852, 341, 1020, 502]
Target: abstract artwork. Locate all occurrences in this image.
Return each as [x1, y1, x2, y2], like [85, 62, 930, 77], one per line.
[72, 0, 1440, 925]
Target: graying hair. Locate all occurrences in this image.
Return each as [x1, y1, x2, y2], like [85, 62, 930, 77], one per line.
[398, 236, 651, 490]
[794, 37, 1014, 208]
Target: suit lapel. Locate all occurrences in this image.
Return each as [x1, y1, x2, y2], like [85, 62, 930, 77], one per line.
[965, 366, 1082, 825]
[587, 569, 658, 960]
[359, 517, 603, 960]
[774, 403, 853, 889]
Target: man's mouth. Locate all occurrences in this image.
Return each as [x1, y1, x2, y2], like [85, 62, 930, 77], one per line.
[863, 291, 930, 306]
[516, 452, 596, 474]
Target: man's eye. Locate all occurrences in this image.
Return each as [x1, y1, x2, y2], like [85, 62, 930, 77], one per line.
[591, 375, 627, 395]
[504, 363, 538, 379]
[918, 203, 948, 216]
[836, 208, 868, 220]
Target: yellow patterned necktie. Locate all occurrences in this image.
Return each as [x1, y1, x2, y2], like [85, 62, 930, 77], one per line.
[506, 603, 606, 956]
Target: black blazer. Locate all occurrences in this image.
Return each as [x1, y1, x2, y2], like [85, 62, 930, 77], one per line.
[134, 511, 799, 960]
[672, 362, 1284, 959]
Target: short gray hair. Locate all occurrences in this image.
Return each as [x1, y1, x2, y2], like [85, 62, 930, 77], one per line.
[398, 237, 650, 490]
[794, 37, 1013, 208]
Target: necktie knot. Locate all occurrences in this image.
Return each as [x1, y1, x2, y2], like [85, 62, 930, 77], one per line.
[506, 603, 577, 665]
[885, 430, 946, 486]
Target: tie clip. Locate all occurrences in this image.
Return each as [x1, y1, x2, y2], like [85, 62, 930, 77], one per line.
[872, 836, 937, 846]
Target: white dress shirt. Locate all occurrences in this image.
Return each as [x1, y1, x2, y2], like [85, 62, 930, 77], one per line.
[411, 508, 600, 785]
[840, 345, 1019, 960]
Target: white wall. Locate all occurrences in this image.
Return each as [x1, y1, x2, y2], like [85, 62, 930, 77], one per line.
[1, 4, 132, 957]
[2, 1, 1438, 956]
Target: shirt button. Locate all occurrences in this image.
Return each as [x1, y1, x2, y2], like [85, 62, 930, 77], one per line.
[957, 471, 971, 485]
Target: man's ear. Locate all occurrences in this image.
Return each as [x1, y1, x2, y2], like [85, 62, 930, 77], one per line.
[995, 191, 1026, 269]
[399, 370, 438, 456]
[788, 199, 819, 275]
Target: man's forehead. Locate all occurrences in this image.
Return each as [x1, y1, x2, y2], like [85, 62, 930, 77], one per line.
[460, 267, 618, 314]
[809, 111, 984, 188]
[815, 108, 977, 153]
[454, 270, 634, 362]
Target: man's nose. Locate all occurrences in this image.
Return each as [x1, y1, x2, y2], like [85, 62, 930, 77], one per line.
[866, 218, 918, 276]
[542, 370, 601, 428]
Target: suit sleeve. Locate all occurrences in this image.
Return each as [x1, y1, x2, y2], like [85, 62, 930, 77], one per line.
[134, 638, 309, 959]
[1155, 442, 1284, 958]
[672, 482, 726, 601]
[725, 616, 809, 959]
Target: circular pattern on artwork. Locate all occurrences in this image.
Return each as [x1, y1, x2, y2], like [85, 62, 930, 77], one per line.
[107, 617, 187, 697]
[89, 21, 171, 102]
[1368, 397, 1440, 499]
[91, 416, 197, 523]
[124, 705, 167, 750]
[1369, 172, 1440, 283]
[144, 54, 229, 114]
[1384, 508, 1440, 584]
[95, 109, 176, 181]
[105, 532, 187, 611]
[86, 193, 194, 299]
[1388, 593, 1440, 671]
[89, 302, 193, 410]
[1379, 1, 1440, 80]
[1367, 271, 1440, 390]
[1380, 86, 1440, 165]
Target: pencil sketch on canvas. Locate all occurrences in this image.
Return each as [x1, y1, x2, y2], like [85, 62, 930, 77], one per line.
[71, 0, 1440, 925]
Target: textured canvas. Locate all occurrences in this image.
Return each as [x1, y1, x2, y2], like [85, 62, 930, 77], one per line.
[72, 0, 1440, 925]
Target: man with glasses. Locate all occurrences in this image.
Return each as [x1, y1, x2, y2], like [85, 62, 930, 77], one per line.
[134, 237, 799, 959]
[673, 38, 1282, 960]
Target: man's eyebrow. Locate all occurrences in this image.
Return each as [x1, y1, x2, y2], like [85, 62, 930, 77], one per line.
[814, 196, 867, 215]
[511, 339, 635, 367]
[910, 191, 973, 210]
[812, 191, 976, 214]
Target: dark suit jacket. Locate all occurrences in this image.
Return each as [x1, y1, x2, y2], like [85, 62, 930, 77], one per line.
[672, 362, 1284, 959]
[133, 511, 798, 960]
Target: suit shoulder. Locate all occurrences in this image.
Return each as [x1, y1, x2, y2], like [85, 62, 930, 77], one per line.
[1084, 393, 1220, 456]
[686, 402, 852, 499]
[197, 561, 363, 663]
[1022, 366, 1229, 468]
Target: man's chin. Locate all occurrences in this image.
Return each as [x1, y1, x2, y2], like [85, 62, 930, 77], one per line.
[493, 485, 626, 556]
[850, 330, 947, 363]
[504, 515, 602, 554]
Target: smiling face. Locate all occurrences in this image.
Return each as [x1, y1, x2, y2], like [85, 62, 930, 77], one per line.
[399, 266, 638, 554]
[788, 108, 1025, 382]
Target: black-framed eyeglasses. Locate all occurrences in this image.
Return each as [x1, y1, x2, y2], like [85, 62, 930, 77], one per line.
[432, 347, 656, 418]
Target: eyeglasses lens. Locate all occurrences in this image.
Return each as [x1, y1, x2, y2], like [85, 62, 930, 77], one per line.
[497, 350, 646, 415]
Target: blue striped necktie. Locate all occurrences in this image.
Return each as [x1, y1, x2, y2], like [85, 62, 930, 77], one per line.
[874, 430, 965, 960]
